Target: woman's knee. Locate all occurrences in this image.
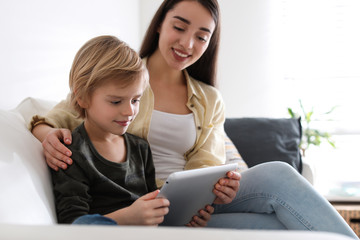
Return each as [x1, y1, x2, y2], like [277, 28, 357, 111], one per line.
[241, 161, 303, 188]
[261, 161, 298, 176]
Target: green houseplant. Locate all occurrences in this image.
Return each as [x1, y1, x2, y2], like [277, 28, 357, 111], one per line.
[288, 100, 336, 157]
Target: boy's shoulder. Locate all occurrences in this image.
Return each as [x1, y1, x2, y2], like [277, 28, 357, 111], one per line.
[124, 132, 149, 147]
[70, 123, 86, 143]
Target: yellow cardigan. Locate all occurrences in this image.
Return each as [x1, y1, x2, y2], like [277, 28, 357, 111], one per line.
[30, 70, 226, 186]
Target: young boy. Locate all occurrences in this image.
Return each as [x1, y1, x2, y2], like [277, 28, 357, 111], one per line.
[51, 35, 169, 225]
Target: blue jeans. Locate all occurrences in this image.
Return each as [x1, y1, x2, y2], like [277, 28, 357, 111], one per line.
[73, 162, 358, 239]
[73, 214, 117, 225]
[207, 161, 358, 239]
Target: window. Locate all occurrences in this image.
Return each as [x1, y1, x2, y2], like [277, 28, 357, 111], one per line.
[273, 0, 360, 120]
[272, 0, 360, 196]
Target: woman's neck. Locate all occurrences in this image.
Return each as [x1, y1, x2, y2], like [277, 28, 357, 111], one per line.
[146, 49, 190, 114]
[147, 49, 185, 85]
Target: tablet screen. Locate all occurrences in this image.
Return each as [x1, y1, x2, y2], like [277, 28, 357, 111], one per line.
[158, 163, 238, 226]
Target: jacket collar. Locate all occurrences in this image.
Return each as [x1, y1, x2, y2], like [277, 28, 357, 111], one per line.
[183, 69, 201, 101]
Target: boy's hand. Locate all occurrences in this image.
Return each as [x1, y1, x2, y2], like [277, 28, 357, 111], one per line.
[213, 171, 241, 205]
[107, 190, 169, 226]
[186, 205, 214, 227]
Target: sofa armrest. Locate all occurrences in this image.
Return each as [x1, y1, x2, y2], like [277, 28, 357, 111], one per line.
[0, 224, 355, 240]
[301, 159, 315, 185]
[0, 98, 57, 225]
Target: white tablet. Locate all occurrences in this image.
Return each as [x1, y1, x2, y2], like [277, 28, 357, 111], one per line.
[157, 163, 238, 226]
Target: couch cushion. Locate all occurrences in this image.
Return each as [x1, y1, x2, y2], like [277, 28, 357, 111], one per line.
[224, 133, 248, 173]
[0, 100, 56, 224]
[14, 97, 57, 127]
[224, 118, 302, 173]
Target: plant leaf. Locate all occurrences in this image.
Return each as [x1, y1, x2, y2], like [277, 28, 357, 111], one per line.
[288, 108, 295, 118]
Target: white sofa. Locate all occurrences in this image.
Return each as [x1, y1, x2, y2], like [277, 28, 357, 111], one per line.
[0, 97, 353, 240]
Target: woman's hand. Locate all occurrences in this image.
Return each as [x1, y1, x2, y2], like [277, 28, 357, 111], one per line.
[41, 128, 73, 171]
[213, 171, 241, 205]
[106, 190, 170, 226]
[186, 204, 214, 227]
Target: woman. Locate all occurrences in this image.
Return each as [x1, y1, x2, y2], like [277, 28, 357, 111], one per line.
[30, 0, 358, 238]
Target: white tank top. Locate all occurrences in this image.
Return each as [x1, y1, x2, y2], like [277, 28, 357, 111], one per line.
[147, 110, 197, 180]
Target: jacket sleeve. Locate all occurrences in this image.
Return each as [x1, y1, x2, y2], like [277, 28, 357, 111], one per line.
[143, 144, 158, 191]
[29, 94, 82, 132]
[51, 152, 92, 223]
[184, 88, 226, 171]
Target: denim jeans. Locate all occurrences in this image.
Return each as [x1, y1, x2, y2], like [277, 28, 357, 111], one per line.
[73, 214, 117, 225]
[73, 161, 358, 239]
[207, 161, 358, 239]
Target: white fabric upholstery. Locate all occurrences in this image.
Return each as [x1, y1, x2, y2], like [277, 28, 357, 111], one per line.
[0, 225, 355, 240]
[0, 98, 57, 224]
[14, 97, 57, 127]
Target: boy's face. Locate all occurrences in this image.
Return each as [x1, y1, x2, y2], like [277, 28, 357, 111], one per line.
[83, 77, 147, 137]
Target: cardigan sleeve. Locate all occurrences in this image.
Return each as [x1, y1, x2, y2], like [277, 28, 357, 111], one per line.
[51, 153, 92, 223]
[29, 94, 82, 132]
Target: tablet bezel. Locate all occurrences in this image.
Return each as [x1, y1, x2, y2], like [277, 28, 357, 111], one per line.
[157, 163, 238, 226]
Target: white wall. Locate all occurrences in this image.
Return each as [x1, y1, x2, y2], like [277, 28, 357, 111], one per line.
[219, 0, 289, 118]
[0, 0, 288, 118]
[139, 0, 163, 42]
[0, 0, 140, 110]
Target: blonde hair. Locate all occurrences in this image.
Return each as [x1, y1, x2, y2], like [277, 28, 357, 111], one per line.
[69, 35, 148, 118]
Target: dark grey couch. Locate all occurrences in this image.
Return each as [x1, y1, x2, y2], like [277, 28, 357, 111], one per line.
[224, 117, 303, 173]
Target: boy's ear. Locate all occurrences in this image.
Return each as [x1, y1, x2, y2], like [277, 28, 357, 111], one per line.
[77, 97, 89, 109]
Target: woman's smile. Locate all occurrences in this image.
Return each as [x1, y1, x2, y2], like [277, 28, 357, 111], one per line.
[172, 48, 190, 62]
[173, 48, 190, 58]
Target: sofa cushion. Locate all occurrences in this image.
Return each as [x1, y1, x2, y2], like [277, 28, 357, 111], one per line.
[0, 99, 57, 224]
[14, 97, 57, 127]
[224, 118, 302, 173]
[224, 133, 248, 172]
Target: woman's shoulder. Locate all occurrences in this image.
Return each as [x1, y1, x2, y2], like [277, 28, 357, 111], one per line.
[187, 74, 223, 101]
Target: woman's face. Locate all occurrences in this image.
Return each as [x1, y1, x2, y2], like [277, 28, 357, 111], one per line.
[158, 1, 216, 71]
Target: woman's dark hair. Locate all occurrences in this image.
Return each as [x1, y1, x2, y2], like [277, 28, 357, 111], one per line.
[139, 0, 221, 87]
